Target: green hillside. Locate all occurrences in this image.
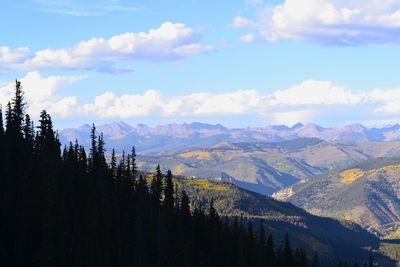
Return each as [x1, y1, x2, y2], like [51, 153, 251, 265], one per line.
[172, 177, 394, 266]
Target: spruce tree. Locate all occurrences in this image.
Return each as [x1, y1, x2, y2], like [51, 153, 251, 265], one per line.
[110, 149, 117, 179]
[283, 233, 294, 267]
[311, 252, 320, 267]
[0, 106, 4, 138]
[130, 146, 137, 185]
[180, 190, 191, 218]
[151, 164, 163, 205]
[164, 170, 174, 209]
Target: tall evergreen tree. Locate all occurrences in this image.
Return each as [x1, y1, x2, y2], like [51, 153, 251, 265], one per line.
[0, 105, 4, 138]
[151, 164, 163, 205]
[164, 170, 174, 209]
[130, 146, 137, 185]
[283, 233, 294, 267]
[110, 149, 117, 179]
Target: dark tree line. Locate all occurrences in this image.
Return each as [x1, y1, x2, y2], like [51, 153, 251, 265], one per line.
[0, 81, 366, 267]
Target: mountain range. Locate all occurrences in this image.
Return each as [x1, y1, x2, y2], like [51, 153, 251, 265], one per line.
[59, 121, 400, 154]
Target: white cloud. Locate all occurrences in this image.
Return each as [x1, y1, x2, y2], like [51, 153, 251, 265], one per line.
[242, 0, 400, 45]
[269, 80, 362, 105]
[367, 88, 400, 114]
[5, 73, 400, 127]
[246, 0, 263, 7]
[240, 33, 256, 43]
[271, 110, 316, 126]
[0, 22, 212, 73]
[0, 47, 31, 63]
[230, 16, 256, 28]
[163, 90, 263, 116]
[80, 90, 163, 118]
[0, 71, 84, 117]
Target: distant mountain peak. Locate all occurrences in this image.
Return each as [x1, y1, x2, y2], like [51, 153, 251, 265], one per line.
[344, 123, 366, 131]
[187, 122, 227, 130]
[291, 122, 304, 129]
[116, 121, 133, 129]
[77, 123, 92, 131]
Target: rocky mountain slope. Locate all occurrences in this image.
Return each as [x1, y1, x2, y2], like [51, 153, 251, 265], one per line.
[273, 157, 400, 237]
[59, 121, 400, 154]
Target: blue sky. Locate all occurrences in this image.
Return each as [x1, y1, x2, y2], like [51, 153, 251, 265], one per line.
[2, 0, 400, 128]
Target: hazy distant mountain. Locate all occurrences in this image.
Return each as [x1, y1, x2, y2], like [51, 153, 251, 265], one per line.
[273, 157, 400, 238]
[59, 121, 400, 154]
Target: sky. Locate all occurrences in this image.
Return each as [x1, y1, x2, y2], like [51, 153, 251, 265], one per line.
[2, 0, 400, 129]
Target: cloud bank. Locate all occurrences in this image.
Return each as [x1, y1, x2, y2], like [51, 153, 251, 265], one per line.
[235, 0, 400, 45]
[3, 72, 400, 126]
[0, 22, 213, 73]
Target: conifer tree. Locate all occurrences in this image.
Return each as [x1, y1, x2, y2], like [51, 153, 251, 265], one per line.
[180, 190, 191, 218]
[311, 252, 320, 267]
[164, 170, 174, 209]
[367, 256, 374, 267]
[130, 146, 137, 184]
[0, 106, 4, 138]
[151, 164, 163, 205]
[258, 219, 266, 245]
[110, 149, 117, 179]
[0, 106, 4, 167]
[283, 233, 294, 267]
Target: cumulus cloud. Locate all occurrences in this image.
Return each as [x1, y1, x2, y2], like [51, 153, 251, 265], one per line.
[80, 91, 164, 118]
[240, 0, 400, 45]
[271, 110, 316, 126]
[5, 73, 400, 126]
[0, 71, 85, 117]
[162, 90, 263, 116]
[0, 22, 213, 73]
[269, 80, 362, 105]
[231, 16, 256, 28]
[240, 33, 256, 43]
[0, 47, 31, 63]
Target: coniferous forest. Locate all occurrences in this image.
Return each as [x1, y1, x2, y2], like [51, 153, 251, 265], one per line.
[1, 81, 327, 267]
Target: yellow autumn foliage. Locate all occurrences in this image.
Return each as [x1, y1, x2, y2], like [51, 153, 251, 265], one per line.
[340, 169, 365, 185]
[384, 228, 400, 240]
[180, 151, 213, 160]
[174, 164, 186, 175]
[186, 179, 229, 191]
